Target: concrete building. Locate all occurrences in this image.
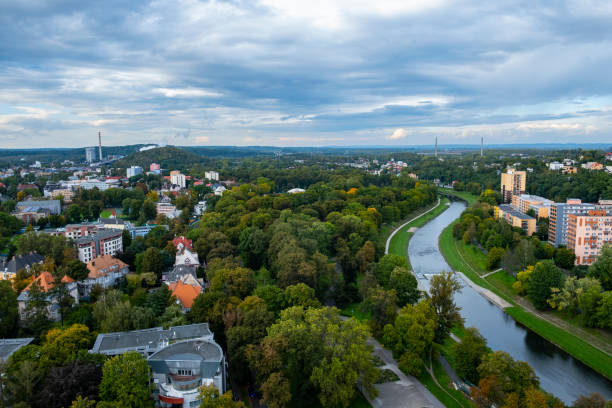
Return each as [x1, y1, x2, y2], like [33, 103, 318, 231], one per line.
[548, 199, 596, 247]
[83, 255, 129, 294]
[500, 168, 526, 203]
[511, 194, 553, 218]
[567, 210, 612, 265]
[549, 161, 563, 171]
[494, 204, 536, 236]
[90, 323, 225, 408]
[86, 147, 97, 163]
[64, 223, 99, 239]
[157, 196, 178, 217]
[205, 171, 219, 181]
[170, 171, 186, 188]
[150, 163, 161, 174]
[16, 200, 61, 215]
[75, 229, 123, 263]
[0, 338, 34, 362]
[127, 166, 143, 178]
[194, 201, 207, 216]
[213, 185, 226, 196]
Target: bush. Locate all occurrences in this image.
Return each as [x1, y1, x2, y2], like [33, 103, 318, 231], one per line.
[486, 247, 505, 270]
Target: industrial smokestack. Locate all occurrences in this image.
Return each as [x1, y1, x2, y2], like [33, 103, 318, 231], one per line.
[481, 136, 484, 157]
[98, 131, 102, 161]
[434, 136, 438, 157]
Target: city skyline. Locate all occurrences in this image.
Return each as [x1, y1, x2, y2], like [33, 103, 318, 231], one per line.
[1, 0, 612, 148]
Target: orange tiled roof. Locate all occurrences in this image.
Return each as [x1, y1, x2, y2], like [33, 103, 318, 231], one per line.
[87, 254, 128, 279]
[168, 280, 201, 309]
[24, 271, 55, 293]
[61, 275, 75, 284]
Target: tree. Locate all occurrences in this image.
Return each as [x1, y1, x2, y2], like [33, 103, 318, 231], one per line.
[373, 254, 405, 288]
[573, 392, 607, 408]
[197, 384, 246, 408]
[64, 259, 89, 281]
[355, 241, 376, 272]
[33, 361, 102, 408]
[253, 285, 286, 316]
[210, 267, 255, 298]
[284, 283, 320, 308]
[39, 324, 93, 370]
[453, 327, 488, 384]
[138, 247, 164, 276]
[158, 303, 187, 328]
[588, 245, 612, 290]
[527, 260, 564, 310]
[389, 266, 420, 306]
[99, 352, 153, 408]
[4, 361, 42, 406]
[383, 300, 437, 377]
[260, 372, 291, 408]
[486, 247, 505, 270]
[554, 247, 576, 270]
[429, 271, 464, 342]
[512, 265, 534, 296]
[0, 280, 18, 337]
[477, 351, 538, 402]
[363, 286, 398, 337]
[547, 276, 600, 315]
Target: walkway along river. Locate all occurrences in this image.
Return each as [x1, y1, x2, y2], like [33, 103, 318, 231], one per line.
[407, 201, 612, 404]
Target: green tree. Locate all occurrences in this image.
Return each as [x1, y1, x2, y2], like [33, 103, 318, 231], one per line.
[429, 271, 464, 342]
[284, 283, 321, 308]
[547, 276, 600, 315]
[573, 392, 607, 408]
[486, 247, 505, 270]
[363, 286, 398, 337]
[197, 384, 246, 408]
[138, 247, 164, 276]
[554, 247, 576, 270]
[389, 266, 420, 306]
[452, 327, 488, 384]
[210, 267, 255, 298]
[477, 351, 538, 403]
[64, 259, 89, 281]
[260, 372, 291, 408]
[0, 280, 18, 337]
[527, 260, 564, 310]
[373, 254, 406, 288]
[588, 245, 612, 290]
[99, 352, 153, 408]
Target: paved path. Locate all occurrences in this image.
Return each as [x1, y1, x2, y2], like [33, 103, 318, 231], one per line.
[481, 268, 502, 278]
[366, 338, 444, 408]
[455, 271, 512, 309]
[386, 198, 441, 254]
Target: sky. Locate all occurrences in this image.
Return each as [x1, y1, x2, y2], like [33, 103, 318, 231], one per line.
[1, 0, 612, 148]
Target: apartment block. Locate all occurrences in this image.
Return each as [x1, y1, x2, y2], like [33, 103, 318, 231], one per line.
[567, 210, 612, 265]
[170, 170, 186, 188]
[500, 168, 526, 203]
[75, 229, 123, 263]
[511, 194, 553, 218]
[494, 204, 536, 236]
[548, 199, 596, 247]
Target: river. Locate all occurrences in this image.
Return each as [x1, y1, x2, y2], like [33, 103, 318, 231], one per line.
[407, 201, 612, 404]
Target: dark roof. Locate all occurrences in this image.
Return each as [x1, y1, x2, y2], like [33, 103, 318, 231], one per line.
[164, 264, 198, 282]
[99, 217, 126, 225]
[0, 338, 34, 361]
[75, 229, 122, 244]
[0, 253, 44, 273]
[90, 323, 213, 355]
[498, 204, 535, 220]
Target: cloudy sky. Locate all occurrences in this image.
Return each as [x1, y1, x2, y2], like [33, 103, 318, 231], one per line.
[1, 0, 612, 148]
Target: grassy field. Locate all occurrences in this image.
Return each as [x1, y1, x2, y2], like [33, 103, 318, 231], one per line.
[418, 364, 472, 408]
[439, 217, 612, 380]
[340, 302, 371, 322]
[347, 391, 372, 408]
[387, 197, 450, 267]
[438, 188, 479, 206]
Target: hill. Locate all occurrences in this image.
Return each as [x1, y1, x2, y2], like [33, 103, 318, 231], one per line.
[114, 146, 206, 170]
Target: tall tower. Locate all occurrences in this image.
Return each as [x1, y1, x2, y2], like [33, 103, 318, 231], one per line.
[481, 136, 484, 157]
[98, 131, 103, 161]
[434, 136, 438, 157]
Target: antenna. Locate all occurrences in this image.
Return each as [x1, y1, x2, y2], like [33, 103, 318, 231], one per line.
[434, 136, 438, 157]
[98, 131, 103, 161]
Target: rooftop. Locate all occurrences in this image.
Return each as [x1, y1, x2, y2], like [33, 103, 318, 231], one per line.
[0, 252, 44, 273]
[0, 338, 34, 361]
[498, 204, 535, 220]
[75, 228, 122, 244]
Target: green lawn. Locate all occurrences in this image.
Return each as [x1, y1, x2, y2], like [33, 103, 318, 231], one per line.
[340, 302, 371, 322]
[347, 391, 372, 408]
[100, 210, 113, 218]
[418, 364, 471, 408]
[439, 219, 612, 381]
[438, 188, 479, 206]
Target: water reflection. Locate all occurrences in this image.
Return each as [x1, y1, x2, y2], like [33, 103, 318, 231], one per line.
[407, 201, 612, 404]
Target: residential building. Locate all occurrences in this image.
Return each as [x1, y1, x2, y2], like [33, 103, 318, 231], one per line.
[548, 199, 596, 246]
[44, 188, 74, 202]
[500, 168, 526, 203]
[75, 229, 123, 263]
[127, 166, 143, 178]
[0, 253, 44, 281]
[83, 255, 129, 294]
[287, 188, 305, 194]
[128, 224, 168, 239]
[0, 338, 34, 362]
[168, 278, 202, 312]
[65, 223, 99, 239]
[567, 210, 612, 265]
[213, 185, 226, 196]
[194, 201, 207, 215]
[549, 161, 563, 171]
[99, 217, 127, 231]
[86, 147, 97, 163]
[205, 171, 219, 181]
[17, 272, 79, 320]
[170, 171, 186, 188]
[582, 162, 603, 171]
[175, 243, 199, 268]
[157, 196, 178, 216]
[17, 183, 38, 192]
[150, 163, 161, 174]
[511, 194, 553, 218]
[494, 204, 536, 236]
[89, 323, 225, 408]
[171, 236, 193, 251]
[562, 166, 578, 174]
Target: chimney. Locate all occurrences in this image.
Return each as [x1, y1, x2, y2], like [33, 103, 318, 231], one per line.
[434, 136, 438, 157]
[98, 131, 103, 161]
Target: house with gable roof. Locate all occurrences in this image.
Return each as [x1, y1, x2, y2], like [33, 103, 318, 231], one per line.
[17, 271, 79, 321]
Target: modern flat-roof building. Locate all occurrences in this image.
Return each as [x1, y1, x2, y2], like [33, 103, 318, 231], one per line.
[90, 323, 225, 407]
[170, 171, 186, 189]
[127, 166, 143, 178]
[548, 199, 596, 247]
[75, 229, 123, 263]
[15, 200, 61, 215]
[500, 168, 526, 203]
[495, 204, 536, 236]
[511, 194, 553, 218]
[567, 210, 612, 265]
[86, 147, 97, 163]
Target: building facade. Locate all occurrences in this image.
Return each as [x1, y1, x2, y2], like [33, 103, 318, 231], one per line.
[75, 229, 123, 263]
[85, 147, 97, 163]
[127, 166, 143, 178]
[511, 194, 553, 218]
[567, 210, 612, 265]
[494, 204, 536, 236]
[548, 199, 596, 247]
[83, 254, 129, 294]
[170, 171, 186, 188]
[0, 253, 44, 281]
[500, 168, 526, 203]
[17, 272, 79, 321]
